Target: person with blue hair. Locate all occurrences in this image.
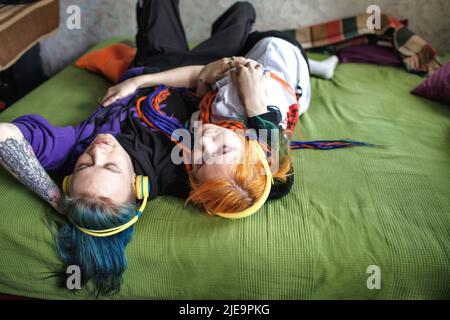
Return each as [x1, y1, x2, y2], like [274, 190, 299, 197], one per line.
[0, 0, 268, 294]
[0, 90, 196, 294]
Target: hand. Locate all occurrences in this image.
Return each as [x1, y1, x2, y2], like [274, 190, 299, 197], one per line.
[196, 57, 249, 97]
[101, 78, 140, 107]
[229, 60, 268, 117]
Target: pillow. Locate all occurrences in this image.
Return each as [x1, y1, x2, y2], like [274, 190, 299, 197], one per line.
[411, 61, 450, 105]
[75, 43, 136, 83]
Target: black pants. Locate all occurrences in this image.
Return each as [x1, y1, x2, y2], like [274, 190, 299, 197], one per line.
[133, 0, 308, 73]
[133, 0, 255, 71]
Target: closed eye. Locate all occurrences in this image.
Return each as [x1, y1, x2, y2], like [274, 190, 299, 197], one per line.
[75, 163, 121, 174]
[104, 163, 121, 174]
[75, 163, 92, 172]
[221, 146, 236, 155]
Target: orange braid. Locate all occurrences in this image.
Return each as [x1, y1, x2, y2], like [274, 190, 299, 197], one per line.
[198, 90, 217, 123]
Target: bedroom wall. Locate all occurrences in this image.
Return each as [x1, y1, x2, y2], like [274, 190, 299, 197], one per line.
[40, 0, 450, 76]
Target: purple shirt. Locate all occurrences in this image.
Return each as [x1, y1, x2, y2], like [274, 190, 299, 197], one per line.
[12, 93, 139, 177]
[12, 67, 194, 180]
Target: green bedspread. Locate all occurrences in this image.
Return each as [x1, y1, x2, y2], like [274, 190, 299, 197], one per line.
[0, 38, 449, 299]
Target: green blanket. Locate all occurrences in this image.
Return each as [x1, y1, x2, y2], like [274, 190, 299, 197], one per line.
[0, 38, 449, 299]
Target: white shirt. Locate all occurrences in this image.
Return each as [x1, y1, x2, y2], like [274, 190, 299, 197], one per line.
[191, 37, 311, 129]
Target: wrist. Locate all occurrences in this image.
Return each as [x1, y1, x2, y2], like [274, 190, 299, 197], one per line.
[244, 98, 268, 117]
[134, 75, 151, 89]
[197, 69, 208, 86]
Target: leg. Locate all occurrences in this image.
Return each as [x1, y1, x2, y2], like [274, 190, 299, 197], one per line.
[133, 0, 189, 70]
[240, 30, 310, 72]
[187, 1, 256, 65]
[308, 56, 339, 80]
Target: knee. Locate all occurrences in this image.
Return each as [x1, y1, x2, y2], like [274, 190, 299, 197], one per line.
[232, 1, 256, 17]
[0, 123, 21, 142]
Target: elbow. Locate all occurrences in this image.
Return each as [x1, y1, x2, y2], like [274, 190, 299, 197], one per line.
[0, 123, 22, 142]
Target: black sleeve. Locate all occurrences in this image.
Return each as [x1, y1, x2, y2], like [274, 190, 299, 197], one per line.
[247, 105, 282, 131]
[247, 105, 283, 151]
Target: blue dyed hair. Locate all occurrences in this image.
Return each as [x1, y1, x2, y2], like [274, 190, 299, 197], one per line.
[55, 195, 136, 295]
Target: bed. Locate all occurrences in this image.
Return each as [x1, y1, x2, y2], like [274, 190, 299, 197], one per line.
[0, 37, 449, 300]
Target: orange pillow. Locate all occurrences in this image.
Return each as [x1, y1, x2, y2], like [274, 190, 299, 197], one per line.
[75, 43, 137, 83]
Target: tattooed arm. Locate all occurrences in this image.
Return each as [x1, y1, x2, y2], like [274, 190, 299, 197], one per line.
[0, 123, 64, 215]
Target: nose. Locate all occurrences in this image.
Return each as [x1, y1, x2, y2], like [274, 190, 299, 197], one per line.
[202, 136, 217, 156]
[87, 145, 109, 165]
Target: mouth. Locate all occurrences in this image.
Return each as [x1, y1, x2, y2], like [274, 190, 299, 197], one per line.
[94, 133, 114, 144]
[87, 137, 113, 153]
[93, 134, 113, 146]
[94, 140, 111, 146]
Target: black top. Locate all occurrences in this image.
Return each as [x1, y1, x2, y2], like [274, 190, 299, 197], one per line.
[116, 115, 190, 199]
[116, 88, 197, 200]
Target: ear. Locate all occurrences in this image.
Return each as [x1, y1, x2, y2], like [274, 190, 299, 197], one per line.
[128, 172, 137, 203]
[132, 172, 137, 192]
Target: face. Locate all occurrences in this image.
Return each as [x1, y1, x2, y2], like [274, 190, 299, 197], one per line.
[192, 124, 245, 183]
[70, 134, 136, 205]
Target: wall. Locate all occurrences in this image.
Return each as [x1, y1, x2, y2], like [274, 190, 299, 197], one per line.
[40, 0, 450, 76]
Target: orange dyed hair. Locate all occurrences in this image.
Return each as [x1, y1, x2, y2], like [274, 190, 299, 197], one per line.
[186, 136, 292, 216]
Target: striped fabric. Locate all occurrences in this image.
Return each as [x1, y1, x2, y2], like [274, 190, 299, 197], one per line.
[284, 13, 441, 75]
[0, 0, 59, 71]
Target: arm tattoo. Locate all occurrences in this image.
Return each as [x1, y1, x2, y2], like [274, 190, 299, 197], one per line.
[0, 137, 62, 208]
